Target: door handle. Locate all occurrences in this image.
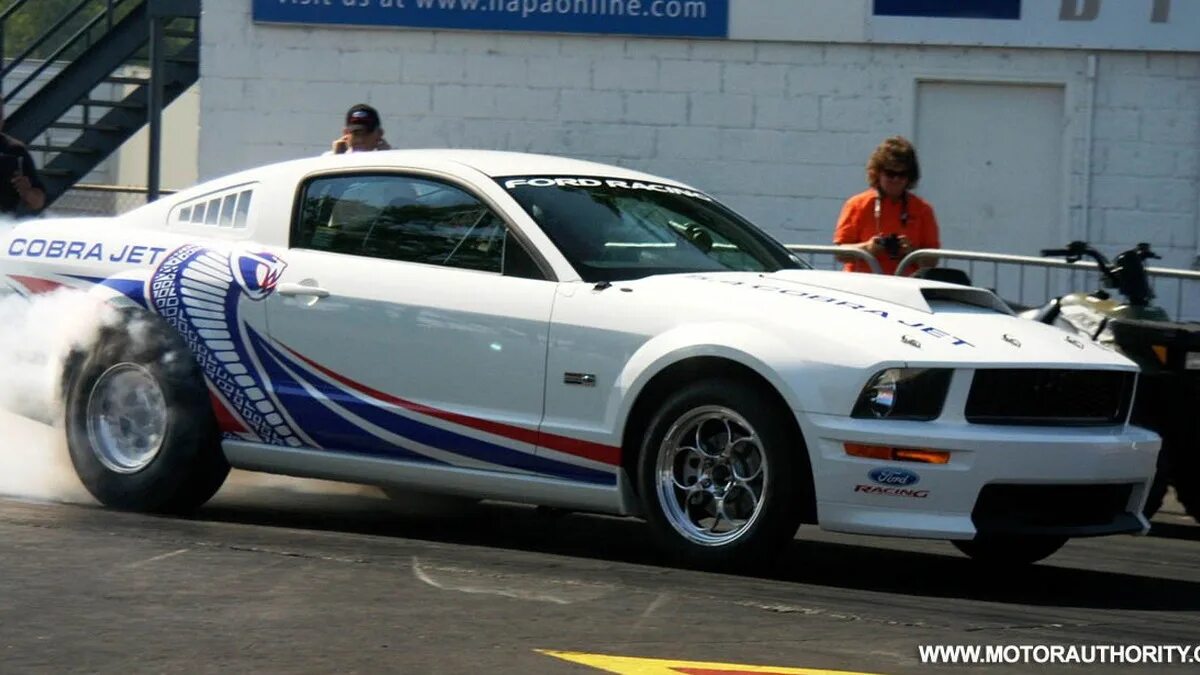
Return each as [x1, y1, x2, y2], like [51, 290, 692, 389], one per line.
[277, 282, 330, 298]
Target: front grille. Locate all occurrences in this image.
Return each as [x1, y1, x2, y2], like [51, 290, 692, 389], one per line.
[966, 369, 1134, 425]
[972, 484, 1136, 535]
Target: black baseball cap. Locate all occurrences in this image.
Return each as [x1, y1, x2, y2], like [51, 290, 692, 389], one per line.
[345, 103, 381, 132]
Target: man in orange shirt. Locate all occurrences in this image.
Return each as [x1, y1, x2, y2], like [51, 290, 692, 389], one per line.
[833, 136, 940, 275]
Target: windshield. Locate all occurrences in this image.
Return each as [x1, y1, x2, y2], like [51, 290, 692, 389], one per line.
[499, 176, 806, 282]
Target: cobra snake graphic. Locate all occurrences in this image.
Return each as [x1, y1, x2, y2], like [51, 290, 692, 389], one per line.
[147, 244, 299, 446]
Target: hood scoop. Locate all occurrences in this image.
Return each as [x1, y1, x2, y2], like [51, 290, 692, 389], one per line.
[767, 270, 1010, 315]
[921, 287, 1014, 315]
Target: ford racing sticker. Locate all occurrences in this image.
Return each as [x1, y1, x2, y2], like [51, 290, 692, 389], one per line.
[856, 466, 927, 498]
[502, 176, 714, 201]
[854, 484, 929, 498]
[869, 467, 920, 486]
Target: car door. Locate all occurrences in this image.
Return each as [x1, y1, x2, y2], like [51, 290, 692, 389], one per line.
[260, 171, 560, 477]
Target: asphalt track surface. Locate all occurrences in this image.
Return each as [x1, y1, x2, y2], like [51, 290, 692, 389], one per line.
[2, 416, 1199, 674]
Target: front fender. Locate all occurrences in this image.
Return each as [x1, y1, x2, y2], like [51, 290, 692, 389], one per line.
[609, 321, 857, 437]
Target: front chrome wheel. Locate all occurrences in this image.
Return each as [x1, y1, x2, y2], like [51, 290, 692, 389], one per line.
[85, 363, 168, 474]
[655, 405, 768, 547]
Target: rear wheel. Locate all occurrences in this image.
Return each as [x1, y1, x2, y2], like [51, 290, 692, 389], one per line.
[637, 379, 808, 569]
[952, 535, 1068, 565]
[64, 312, 228, 513]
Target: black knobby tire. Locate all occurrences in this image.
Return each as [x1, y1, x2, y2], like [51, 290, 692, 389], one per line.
[1134, 373, 1198, 523]
[64, 311, 229, 513]
[952, 535, 1069, 566]
[1142, 449, 1170, 519]
[637, 378, 809, 569]
[1176, 484, 1200, 522]
[1170, 441, 1200, 523]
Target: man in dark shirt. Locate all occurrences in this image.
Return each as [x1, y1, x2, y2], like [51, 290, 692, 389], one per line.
[0, 102, 46, 216]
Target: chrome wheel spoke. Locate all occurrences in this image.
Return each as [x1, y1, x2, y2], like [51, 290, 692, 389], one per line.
[695, 418, 727, 459]
[730, 437, 764, 482]
[670, 447, 704, 491]
[655, 404, 771, 548]
[725, 483, 759, 521]
[706, 505, 724, 534]
[86, 363, 167, 474]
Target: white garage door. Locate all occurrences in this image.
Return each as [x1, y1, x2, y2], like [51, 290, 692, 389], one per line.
[915, 81, 1065, 258]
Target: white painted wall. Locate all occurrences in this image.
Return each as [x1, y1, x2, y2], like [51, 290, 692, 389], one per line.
[199, 0, 1199, 283]
[916, 81, 1066, 255]
[113, 73, 200, 190]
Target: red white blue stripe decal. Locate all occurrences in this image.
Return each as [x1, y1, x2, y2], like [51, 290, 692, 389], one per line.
[278, 343, 621, 467]
[7, 274, 65, 295]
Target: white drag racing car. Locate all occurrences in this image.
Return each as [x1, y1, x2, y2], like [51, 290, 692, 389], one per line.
[1, 150, 1159, 567]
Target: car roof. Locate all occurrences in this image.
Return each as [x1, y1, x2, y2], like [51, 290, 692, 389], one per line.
[309, 149, 697, 186]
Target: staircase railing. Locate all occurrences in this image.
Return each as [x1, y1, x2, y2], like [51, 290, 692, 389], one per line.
[0, 0, 199, 206]
[1, 0, 135, 101]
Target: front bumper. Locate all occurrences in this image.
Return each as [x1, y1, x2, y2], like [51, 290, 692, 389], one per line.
[801, 412, 1160, 540]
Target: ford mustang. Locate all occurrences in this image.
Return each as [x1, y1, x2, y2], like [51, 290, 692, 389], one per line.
[0, 150, 1159, 568]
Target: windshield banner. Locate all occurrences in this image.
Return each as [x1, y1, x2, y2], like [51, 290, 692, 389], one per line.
[502, 176, 714, 201]
[253, 1, 729, 39]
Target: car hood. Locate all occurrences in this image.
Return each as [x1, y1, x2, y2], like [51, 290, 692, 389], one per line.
[617, 270, 1134, 369]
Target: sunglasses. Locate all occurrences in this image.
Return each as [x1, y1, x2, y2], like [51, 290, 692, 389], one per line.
[882, 169, 909, 179]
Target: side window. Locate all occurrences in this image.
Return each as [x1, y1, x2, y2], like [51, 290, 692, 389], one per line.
[172, 187, 254, 228]
[295, 174, 543, 278]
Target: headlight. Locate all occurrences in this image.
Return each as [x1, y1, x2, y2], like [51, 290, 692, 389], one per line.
[851, 368, 953, 420]
[1187, 352, 1200, 371]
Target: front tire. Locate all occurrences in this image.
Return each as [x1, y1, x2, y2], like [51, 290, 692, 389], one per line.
[952, 535, 1068, 565]
[64, 311, 228, 513]
[637, 379, 808, 569]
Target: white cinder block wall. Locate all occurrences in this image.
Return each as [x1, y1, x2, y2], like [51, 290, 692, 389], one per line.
[199, 0, 1199, 273]
[1092, 54, 1200, 270]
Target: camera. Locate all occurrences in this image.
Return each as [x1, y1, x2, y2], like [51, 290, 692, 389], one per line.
[878, 233, 903, 260]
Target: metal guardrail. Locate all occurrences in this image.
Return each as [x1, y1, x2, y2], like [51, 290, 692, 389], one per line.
[898, 248, 1200, 320]
[785, 244, 882, 274]
[785, 244, 1200, 321]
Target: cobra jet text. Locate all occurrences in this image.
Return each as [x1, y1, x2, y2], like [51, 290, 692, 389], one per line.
[7, 239, 168, 265]
[695, 276, 976, 347]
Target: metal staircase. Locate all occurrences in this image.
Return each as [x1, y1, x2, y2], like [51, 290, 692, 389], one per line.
[0, 0, 199, 205]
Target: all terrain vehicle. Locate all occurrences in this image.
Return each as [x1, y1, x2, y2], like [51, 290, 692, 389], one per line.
[1026, 242, 1200, 521]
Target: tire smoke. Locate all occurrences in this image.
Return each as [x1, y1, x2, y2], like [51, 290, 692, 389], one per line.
[0, 287, 119, 502]
[0, 282, 379, 505]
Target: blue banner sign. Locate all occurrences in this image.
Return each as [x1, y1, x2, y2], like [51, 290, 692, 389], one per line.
[874, 0, 1021, 20]
[253, 0, 729, 38]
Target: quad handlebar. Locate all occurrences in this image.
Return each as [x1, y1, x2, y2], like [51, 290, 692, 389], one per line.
[1040, 241, 1160, 306]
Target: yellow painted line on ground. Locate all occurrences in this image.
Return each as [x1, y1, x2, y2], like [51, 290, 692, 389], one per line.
[537, 650, 883, 675]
